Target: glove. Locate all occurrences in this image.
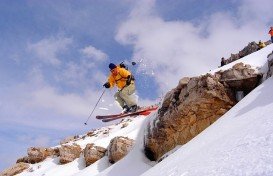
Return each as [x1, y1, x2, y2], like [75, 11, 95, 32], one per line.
[119, 62, 128, 70]
[126, 75, 131, 85]
[119, 62, 126, 68]
[103, 82, 110, 88]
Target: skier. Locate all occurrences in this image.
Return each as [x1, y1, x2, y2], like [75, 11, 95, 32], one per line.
[269, 27, 273, 43]
[103, 63, 138, 113]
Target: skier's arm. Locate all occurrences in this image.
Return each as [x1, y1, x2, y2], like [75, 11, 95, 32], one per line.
[108, 75, 116, 88]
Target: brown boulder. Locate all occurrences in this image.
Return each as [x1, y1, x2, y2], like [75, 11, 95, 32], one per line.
[24, 147, 59, 164]
[59, 144, 82, 164]
[27, 147, 47, 164]
[0, 162, 29, 176]
[144, 74, 236, 161]
[108, 136, 134, 163]
[83, 144, 107, 166]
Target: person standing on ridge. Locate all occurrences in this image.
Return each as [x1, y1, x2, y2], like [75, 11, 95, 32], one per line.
[220, 57, 226, 67]
[269, 27, 273, 43]
[103, 63, 138, 113]
[258, 40, 266, 50]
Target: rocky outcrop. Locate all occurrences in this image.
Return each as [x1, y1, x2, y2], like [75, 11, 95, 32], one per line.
[17, 147, 60, 164]
[27, 147, 47, 164]
[83, 144, 107, 166]
[223, 42, 259, 65]
[266, 51, 273, 78]
[144, 74, 236, 161]
[27, 147, 51, 164]
[108, 136, 134, 163]
[216, 63, 262, 94]
[59, 144, 82, 164]
[16, 156, 29, 164]
[238, 41, 259, 58]
[0, 162, 29, 176]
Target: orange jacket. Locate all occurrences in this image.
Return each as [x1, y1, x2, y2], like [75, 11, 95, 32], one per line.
[108, 67, 134, 89]
[269, 29, 273, 36]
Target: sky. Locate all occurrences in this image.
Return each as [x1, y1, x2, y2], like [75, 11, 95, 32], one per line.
[1, 0, 273, 171]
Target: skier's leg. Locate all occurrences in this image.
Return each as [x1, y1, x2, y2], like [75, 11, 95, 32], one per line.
[119, 83, 137, 107]
[114, 91, 126, 108]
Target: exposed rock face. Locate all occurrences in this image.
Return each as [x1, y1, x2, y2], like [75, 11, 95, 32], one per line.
[144, 74, 236, 161]
[108, 136, 134, 163]
[27, 147, 48, 164]
[16, 156, 29, 164]
[0, 162, 29, 176]
[83, 144, 107, 166]
[224, 42, 259, 65]
[18, 147, 60, 164]
[238, 41, 259, 58]
[216, 63, 262, 94]
[59, 144, 82, 164]
[266, 51, 273, 78]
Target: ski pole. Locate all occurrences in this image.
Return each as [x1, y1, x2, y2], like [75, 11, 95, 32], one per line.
[84, 89, 106, 125]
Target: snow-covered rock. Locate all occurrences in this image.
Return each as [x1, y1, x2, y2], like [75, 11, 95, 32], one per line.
[216, 62, 262, 93]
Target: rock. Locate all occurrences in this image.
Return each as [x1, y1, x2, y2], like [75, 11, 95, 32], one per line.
[121, 122, 129, 128]
[25, 147, 60, 164]
[59, 144, 82, 164]
[0, 162, 29, 176]
[264, 40, 272, 46]
[225, 41, 259, 65]
[238, 41, 259, 59]
[27, 147, 47, 164]
[266, 51, 273, 78]
[144, 74, 236, 161]
[87, 130, 95, 137]
[108, 136, 135, 163]
[16, 156, 29, 163]
[159, 77, 190, 117]
[83, 144, 107, 166]
[217, 63, 261, 94]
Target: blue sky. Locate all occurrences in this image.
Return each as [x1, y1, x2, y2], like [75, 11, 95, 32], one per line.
[1, 0, 273, 171]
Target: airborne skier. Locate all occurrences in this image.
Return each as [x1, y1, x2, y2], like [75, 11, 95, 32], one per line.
[103, 63, 138, 113]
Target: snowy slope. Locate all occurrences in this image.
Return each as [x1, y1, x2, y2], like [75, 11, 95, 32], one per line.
[17, 116, 149, 176]
[141, 73, 273, 176]
[17, 44, 273, 176]
[97, 45, 273, 176]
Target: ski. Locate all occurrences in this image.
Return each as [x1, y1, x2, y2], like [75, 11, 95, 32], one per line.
[101, 109, 155, 122]
[96, 105, 158, 121]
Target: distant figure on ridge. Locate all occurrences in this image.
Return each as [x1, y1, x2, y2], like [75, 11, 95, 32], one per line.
[220, 57, 226, 67]
[258, 40, 266, 50]
[103, 63, 138, 113]
[269, 27, 273, 43]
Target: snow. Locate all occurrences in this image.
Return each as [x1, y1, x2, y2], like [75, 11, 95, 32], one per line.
[16, 44, 273, 176]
